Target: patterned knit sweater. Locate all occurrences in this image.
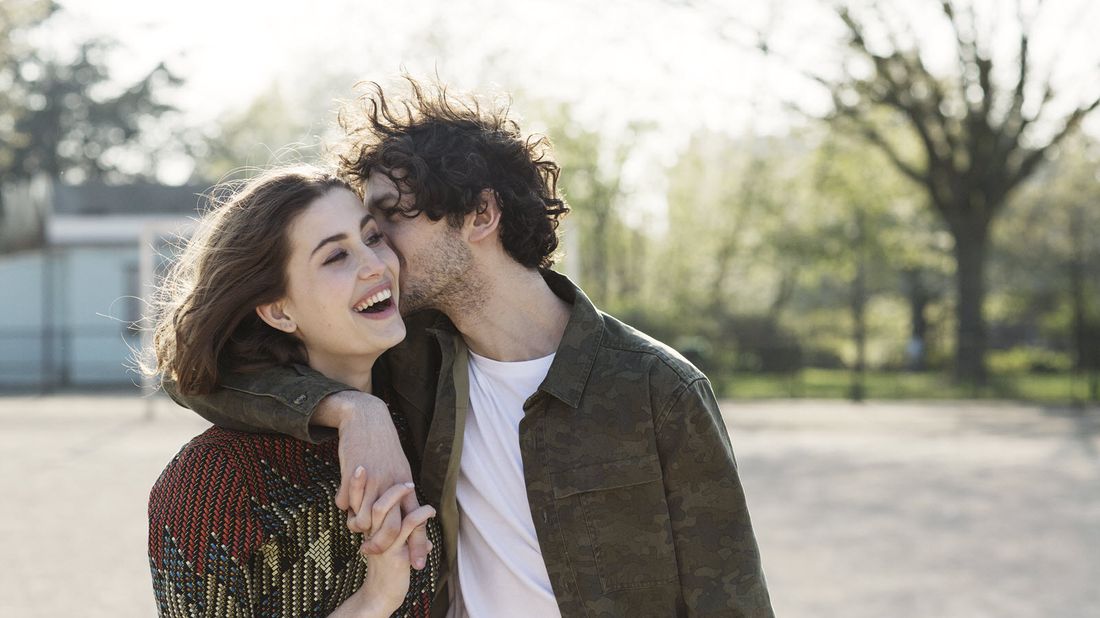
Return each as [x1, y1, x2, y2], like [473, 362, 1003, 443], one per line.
[148, 426, 441, 617]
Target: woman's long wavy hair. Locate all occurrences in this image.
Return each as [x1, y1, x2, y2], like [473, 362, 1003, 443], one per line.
[149, 167, 350, 396]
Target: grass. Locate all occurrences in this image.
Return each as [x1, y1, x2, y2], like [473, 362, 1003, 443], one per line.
[719, 368, 1100, 404]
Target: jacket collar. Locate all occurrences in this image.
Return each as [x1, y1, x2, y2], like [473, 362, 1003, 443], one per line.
[536, 270, 603, 408]
[423, 269, 603, 409]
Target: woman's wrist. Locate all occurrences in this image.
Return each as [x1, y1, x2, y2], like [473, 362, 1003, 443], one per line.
[361, 568, 405, 616]
[357, 595, 395, 618]
[335, 582, 398, 618]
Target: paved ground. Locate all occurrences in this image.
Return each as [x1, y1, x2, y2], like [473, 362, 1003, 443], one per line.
[731, 401, 1099, 618]
[0, 395, 1096, 617]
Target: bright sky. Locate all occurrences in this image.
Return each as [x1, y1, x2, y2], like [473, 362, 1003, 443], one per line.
[45, 0, 1100, 208]
[51, 0, 795, 135]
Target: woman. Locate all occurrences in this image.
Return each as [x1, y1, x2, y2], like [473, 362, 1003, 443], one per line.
[147, 167, 440, 617]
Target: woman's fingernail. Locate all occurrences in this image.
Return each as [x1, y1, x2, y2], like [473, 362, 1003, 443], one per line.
[415, 558, 426, 569]
[355, 466, 365, 478]
[404, 482, 415, 488]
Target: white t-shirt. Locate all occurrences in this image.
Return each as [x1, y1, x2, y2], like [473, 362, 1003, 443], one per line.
[449, 350, 561, 618]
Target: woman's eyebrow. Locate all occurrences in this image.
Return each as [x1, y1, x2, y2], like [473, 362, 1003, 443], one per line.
[310, 215, 375, 257]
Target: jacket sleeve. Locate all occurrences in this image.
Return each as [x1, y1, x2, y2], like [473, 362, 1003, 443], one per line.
[162, 365, 353, 444]
[654, 378, 774, 617]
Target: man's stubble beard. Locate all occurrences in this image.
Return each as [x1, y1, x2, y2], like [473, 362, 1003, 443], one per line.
[398, 229, 487, 319]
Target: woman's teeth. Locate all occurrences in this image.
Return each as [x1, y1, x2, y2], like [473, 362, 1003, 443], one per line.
[354, 288, 392, 313]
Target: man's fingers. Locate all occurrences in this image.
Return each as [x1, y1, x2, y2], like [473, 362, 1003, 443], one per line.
[376, 505, 435, 558]
[369, 484, 414, 528]
[362, 500, 403, 554]
[335, 463, 355, 512]
[335, 480, 350, 512]
[347, 473, 383, 535]
[362, 484, 411, 554]
[341, 466, 367, 531]
[400, 491, 431, 570]
[340, 465, 366, 513]
[347, 504, 370, 535]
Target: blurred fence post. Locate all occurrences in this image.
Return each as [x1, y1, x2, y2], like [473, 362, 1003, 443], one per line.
[139, 225, 156, 419]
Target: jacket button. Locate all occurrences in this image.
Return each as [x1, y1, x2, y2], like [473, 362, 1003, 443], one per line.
[293, 394, 307, 405]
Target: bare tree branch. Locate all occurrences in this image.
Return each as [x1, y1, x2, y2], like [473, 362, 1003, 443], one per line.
[940, 0, 980, 97]
[836, 6, 953, 168]
[1010, 93, 1100, 188]
[842, 109, 926, 184]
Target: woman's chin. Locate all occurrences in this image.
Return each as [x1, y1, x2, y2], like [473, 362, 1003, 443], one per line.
[355, 319, 407, 354]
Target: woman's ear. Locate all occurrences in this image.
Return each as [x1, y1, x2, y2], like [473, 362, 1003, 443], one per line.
[256, 301, 297, 333]
[466, 188, 501, 243]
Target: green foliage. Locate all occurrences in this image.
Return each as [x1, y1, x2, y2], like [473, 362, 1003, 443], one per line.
[991, 134, 1100, 370]
[987, 347, 1073, 374]
[723, 368, 1093, 403]
[532, 101, 647, 313]
[190, 86, 325, 183]
[531, 95, 1093, 404]
[188, 70, 358, 184]
[808, 0, 1100, 382]
[0, 1, 186, 184]
[0, 0, 58, 176]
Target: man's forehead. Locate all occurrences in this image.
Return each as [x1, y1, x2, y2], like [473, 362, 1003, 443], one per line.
[364, 173, 399, 206]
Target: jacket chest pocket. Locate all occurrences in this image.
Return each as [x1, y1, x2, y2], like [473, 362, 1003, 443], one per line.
[551, 455, 678, 592]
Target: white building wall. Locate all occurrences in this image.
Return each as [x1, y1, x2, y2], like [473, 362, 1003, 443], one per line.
[0, 246, 141, 388]
[63, 246, 141, 385]
[0, 252, 47, 386]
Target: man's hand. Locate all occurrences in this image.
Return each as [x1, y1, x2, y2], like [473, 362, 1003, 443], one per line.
[313, 390, 430, 570]
[329, 482, 436, 618]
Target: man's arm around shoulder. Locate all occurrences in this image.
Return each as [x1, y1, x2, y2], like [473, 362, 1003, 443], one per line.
[163, 364, 352, 442]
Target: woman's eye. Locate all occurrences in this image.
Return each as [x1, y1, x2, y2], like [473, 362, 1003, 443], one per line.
[364, 232, 385, 247]
[323, 250, 347, 265]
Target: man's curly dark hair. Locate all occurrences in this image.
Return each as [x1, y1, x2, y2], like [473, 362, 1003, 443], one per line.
[337, 77, 570, 269]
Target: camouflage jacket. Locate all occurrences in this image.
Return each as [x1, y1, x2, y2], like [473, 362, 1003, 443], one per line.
[166, 270, 773, 617]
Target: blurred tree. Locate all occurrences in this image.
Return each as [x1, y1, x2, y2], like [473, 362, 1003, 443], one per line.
[805, 0, 1100, 383]
[662, 131, 813, 375]
[814, 130, 900, 397]
[0, 0, 57, 179]
[0, 0, 185, 185]
[190, 84, 328, 183]
[535, 102, 643, 310]
[995, 135, 1100, 399]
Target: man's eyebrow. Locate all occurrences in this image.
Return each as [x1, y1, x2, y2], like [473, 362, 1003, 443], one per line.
[310, 214, 375, 257]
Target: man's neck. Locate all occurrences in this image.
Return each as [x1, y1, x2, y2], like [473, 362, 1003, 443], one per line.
[446, 266, 571, 362]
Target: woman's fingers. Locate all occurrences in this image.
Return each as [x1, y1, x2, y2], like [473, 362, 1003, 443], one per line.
[401, 490, 430, 570]
[386, 505, 436, 555]
[366, 494, 405, 551]
[355, 483, 413, 551]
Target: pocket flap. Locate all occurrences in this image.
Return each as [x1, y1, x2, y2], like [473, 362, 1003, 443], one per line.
[551, 455, 662, 499]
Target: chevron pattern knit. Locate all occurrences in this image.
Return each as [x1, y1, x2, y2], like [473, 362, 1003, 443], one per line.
[148, 426, 440, 617]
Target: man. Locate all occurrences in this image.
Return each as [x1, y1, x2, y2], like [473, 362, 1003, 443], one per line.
[169, 79, 772, 617]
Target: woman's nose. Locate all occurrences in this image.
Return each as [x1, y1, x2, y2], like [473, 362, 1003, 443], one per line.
[357, 249, 386, 280]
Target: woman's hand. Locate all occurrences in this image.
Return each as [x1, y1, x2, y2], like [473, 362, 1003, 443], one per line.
[318, 391, 429, 569]
[331, 474, 435, 617]
[358, 483, 436, 613]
